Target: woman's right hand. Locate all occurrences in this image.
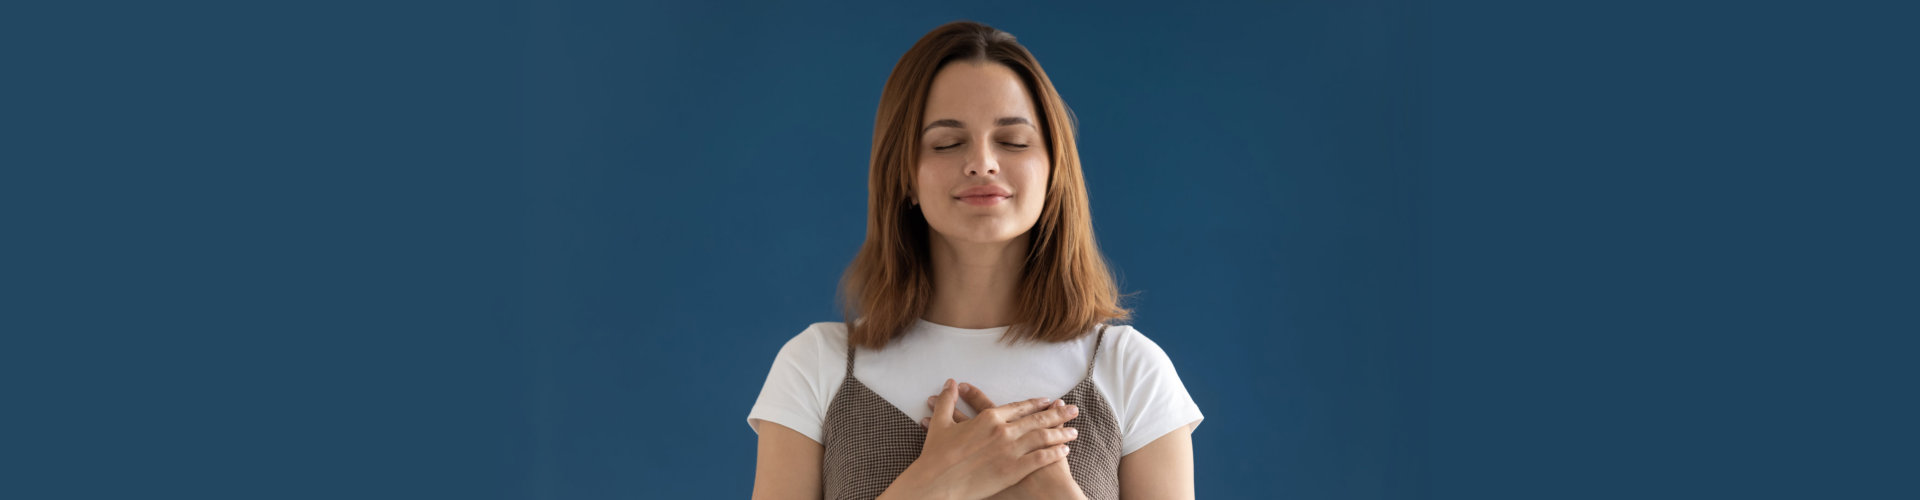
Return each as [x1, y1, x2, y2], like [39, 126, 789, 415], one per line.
[878, 378, 1081, 500]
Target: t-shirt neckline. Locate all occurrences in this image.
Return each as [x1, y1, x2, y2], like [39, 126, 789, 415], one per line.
[914, 318, 1010, 337]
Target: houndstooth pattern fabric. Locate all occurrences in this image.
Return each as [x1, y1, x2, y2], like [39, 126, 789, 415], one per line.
[821, 325, 1122, 500]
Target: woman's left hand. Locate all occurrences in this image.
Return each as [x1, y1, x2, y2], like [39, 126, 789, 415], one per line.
[925, 382, 1089, 500]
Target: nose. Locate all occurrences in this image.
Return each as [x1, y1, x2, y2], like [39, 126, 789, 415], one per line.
[966, 145, 999, 177]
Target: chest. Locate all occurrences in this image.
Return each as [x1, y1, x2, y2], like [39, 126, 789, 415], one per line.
[849, 342, 1093, 423]
[818, 376, 1124, 500]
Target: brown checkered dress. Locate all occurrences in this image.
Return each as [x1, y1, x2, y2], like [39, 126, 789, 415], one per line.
[820, 324, 1122, 500]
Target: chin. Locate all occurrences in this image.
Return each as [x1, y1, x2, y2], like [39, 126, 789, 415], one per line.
[928, 225, 1015, 244]
[955, 227, 1034, 245]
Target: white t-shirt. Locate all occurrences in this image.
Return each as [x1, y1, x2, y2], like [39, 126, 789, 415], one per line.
[747, 319, 1204, 456]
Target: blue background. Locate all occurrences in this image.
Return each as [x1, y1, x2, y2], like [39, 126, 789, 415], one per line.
[4, 1, 1914, 499]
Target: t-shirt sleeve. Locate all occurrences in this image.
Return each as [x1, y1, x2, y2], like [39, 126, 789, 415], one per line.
[1114, 326, 1205, 456]
[746, 324, 830, 444]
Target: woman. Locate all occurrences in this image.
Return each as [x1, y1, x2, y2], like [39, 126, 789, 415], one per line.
[748, 21, 1203, 500]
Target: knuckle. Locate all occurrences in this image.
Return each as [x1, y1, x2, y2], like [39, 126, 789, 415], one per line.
[1020, 450, 1046, 469]
[1015, 429, 1042, 447]
[999, 424, 1023, 441]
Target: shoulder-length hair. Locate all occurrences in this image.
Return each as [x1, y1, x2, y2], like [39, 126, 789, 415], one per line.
[838, 20, 1132, 350]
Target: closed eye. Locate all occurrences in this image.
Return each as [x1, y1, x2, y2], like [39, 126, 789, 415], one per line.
[931, 142, 1029, 151]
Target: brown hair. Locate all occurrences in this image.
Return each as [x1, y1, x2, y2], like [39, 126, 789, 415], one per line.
[838, 20, 1133, 350]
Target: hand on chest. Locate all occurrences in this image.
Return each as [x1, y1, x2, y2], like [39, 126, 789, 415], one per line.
[849, 330, 1099, 423]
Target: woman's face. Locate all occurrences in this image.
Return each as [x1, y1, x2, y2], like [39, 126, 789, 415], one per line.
[913, 61, 1050, 246]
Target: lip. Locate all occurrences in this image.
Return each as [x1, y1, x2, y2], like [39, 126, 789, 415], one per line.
[955, 185, 1012, 198]
[953, 185, 1012, 207]
[957, 194, 1007, 206]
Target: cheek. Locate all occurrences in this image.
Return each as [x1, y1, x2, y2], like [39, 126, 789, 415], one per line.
[1014, 157, 1049, 199]
[915, 161, 949, 195]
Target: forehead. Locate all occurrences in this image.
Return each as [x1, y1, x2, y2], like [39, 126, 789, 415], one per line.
[922, 61, 1037, 127]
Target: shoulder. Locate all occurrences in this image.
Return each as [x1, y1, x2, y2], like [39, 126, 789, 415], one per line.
[749, 322, 852, 442]
[1099, 323, 1181, 372]
[796, 321, 848, 347]
[771, 321, 849, 364]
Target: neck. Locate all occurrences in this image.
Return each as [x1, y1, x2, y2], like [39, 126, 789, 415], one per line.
[922, 231, 1030, 329]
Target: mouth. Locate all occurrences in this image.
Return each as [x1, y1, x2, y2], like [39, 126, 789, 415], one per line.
[955, 194, 1009, 206]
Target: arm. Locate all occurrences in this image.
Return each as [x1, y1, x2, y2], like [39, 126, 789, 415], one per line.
[1118, 422, 1196, 500]
[752, 421, 823, 500]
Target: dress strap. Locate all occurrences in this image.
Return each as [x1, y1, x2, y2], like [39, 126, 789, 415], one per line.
[1083, 324, 1108, 380]
[844, 334, 857, 379]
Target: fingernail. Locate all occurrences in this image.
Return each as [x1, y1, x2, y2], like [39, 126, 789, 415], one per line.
[1039, 397, 1053, 406]
[1065, 428, 1078, 438]
[1065, 405, 1079, 416]
[1063, 445, 1071, 455]
[920, 417, 929, 427]
[1051, 399, 1064, 408]
[960, 383, 972, 392]
[944, 378, 954, 390]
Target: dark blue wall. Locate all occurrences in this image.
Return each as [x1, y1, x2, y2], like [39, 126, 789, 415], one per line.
[6, 1, 1914, 499]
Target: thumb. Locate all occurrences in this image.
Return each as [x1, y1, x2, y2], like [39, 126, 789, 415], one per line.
[931, 378, 958, 427]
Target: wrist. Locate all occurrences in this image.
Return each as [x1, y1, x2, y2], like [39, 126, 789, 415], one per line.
[1055, 473, 1088, 500]
[1043, 462, 1088, 500]
[880, 461, 953, 500]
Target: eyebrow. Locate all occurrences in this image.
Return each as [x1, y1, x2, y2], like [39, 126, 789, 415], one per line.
[921, 116, 1033, 134]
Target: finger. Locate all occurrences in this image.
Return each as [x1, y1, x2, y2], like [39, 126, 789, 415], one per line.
[1013, 402, 1079, 433]
[1017, 425, 1080, 452]
[1016, 443, 1071, 477]
[1042, 399, 1067, 428]
[983, 396, 1056, 423]
[931, 378, 958, 427]
[1052, 400, 1082, 426]
[958, 383, 998, 415]
[928, 395, 970, 422]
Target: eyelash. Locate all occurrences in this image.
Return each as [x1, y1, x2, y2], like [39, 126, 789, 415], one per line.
[933, 142, 1028, 151]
